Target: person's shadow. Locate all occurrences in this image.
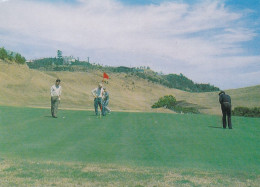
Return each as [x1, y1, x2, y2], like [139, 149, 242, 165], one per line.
[208, 126, 223, 129]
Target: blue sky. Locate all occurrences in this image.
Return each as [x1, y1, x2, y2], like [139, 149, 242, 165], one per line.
[0, 0, 260, 89]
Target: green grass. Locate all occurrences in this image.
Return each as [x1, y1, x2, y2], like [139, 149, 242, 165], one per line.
[0, 106, 259, 186]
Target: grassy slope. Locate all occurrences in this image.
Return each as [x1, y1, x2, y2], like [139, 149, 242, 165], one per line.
[0, 60, 260, 115]
[0, 106, 259, 186]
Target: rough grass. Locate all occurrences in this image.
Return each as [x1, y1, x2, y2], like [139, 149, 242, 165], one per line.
[0, 160, 259, 186]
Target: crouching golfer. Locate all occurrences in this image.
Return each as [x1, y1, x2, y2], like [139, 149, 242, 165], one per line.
[91, 83, 104, 116]
[102, 87, 111, 116]
[51, 79, 62, 118]
[219, 91, 232, 129]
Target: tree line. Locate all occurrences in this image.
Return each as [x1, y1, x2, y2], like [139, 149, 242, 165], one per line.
[0, 47, 26, 64]
[27, 57, 220, 93]
[134, 72, 219, 92]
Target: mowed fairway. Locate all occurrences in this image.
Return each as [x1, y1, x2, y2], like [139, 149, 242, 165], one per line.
[0, 106, 259, 186]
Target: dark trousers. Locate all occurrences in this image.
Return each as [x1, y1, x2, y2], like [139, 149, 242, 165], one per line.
[94, 98, 103, 116]
[102, 100, 109, 116]
[221, 102, 232, 129]
[51, 96, 59, 117]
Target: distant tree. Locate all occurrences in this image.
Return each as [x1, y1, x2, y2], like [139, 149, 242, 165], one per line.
[57, 50, 62, 59]
[14, 53, 26, 64]
[0, 47, 8, 60]
[7, 52, 14, 61]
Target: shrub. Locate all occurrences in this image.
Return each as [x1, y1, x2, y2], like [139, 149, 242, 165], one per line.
[232, 107, 260, 117]
[152, 95, 177, 109]
[152, 95, 199, 114]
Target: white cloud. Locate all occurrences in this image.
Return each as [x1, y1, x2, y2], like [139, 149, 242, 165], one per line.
[0, 0, 259, 89]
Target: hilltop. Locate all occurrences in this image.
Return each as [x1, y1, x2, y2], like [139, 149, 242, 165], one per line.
[1, 60, 260, 115]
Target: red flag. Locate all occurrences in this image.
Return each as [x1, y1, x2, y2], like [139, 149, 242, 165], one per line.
[103, 72, 109, 79]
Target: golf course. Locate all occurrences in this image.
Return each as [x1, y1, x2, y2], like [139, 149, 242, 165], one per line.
[1, 0, 260, 185]
[0, 106, 259, 186]
[0, 61, 260, 186]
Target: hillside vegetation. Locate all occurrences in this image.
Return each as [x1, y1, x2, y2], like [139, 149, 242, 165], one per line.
[1, 60, 260, 115]
[0, 47, 26, 64]
[27, 58, 219, 92]
[232, 106, 260, 117]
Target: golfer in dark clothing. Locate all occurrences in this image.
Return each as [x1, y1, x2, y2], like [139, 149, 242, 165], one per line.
[219, 91, 232, 129]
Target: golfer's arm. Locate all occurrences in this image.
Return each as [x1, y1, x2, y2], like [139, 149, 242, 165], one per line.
[50, 87, 53, 96]
[219, 97, 222, 104]
[91, 90, 96, 98]
[59, 87, 62, 98]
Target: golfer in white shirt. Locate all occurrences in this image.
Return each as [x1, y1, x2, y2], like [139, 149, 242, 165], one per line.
[91, 83, 104, 116]
[51, 79, 62, 118]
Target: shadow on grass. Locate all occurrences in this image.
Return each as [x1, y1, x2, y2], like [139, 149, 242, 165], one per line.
[208, 126, 223, 129]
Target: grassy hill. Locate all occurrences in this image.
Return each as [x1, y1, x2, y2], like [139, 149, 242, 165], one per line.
[27, 58, 220, 92]
[1, 60, 260, 115]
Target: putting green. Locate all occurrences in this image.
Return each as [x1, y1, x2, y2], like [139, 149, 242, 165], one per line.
[0, 106, 259, 186]
[0, 106, 259, 172]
